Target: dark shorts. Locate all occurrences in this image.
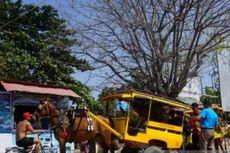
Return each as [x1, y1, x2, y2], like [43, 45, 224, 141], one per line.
[16, 137, 34, 148]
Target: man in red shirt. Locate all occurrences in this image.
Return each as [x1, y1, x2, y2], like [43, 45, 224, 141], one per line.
[190, 103, 201, 150]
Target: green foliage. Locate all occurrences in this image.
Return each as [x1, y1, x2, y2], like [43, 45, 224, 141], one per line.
[200, 87, 221, 104]
[0, 0, 95, 107]
[98, 87, 117, 102]
[88, 87, 116, 114]
[65, 79, 102, 114]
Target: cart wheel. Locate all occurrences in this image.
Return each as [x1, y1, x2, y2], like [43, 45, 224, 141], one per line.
[144, 146, 163, 153]
[121, 146, 138, 153]
[5, 147, 24, 153]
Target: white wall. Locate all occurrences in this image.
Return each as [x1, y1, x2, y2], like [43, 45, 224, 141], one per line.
[0, 133, 13, 152]
[218, 50, 230, 112]
[178, 77, 202, 104]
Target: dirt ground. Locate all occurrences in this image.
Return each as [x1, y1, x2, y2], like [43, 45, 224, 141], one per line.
[68, 137, 230, 153]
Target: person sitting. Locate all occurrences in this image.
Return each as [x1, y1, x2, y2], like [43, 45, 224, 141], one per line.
[132, 102, 148, 129]
[168, 109, 191, 135]
[168, 109, 191, 150]
[167, 109, 183, 126]
[16, 112, 44, 153]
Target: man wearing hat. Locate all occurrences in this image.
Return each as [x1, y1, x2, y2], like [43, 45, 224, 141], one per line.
[16, 112, 44, 153]
[186, 101, 218, 152]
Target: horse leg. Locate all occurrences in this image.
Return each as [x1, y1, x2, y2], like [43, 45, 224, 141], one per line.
[95, 135, 109, 153]
[100, 137, 111, 153]
[88, 139, 96, 153]
[109, 148, 115, 153]
[59, 139, 66, 153]
[103, 148, 109, 153]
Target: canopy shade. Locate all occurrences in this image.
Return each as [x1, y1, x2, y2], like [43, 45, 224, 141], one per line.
[0, 80, 80, 98]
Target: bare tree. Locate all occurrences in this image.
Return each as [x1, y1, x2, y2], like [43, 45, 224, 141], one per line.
[73, 0, 230, 97]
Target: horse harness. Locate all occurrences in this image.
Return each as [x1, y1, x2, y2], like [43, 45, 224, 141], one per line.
[69, 109, 94, 141]
[37, 102, 94, 142]
[36, 101, 70, 138]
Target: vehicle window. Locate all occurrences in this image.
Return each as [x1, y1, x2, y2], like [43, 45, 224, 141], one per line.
[128, 97, 150, 128]
[115, 99, 129, 112]
[149, 101, 169, 123]
[106, 99, 129, 118]
[149, 100, 183, 126]
[115, 99, 129, 117]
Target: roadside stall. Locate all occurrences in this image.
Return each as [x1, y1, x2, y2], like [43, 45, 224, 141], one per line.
[0, 80, 80, 152]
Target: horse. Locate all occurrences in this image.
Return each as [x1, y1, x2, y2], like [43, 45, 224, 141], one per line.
[35, 98, 115, 153]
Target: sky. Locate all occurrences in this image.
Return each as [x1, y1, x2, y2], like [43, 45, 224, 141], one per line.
[22, 0, 217, 98]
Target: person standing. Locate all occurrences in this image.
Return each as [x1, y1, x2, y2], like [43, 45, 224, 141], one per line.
[186, 101, 218, 153]
[190, 103, 201, 150]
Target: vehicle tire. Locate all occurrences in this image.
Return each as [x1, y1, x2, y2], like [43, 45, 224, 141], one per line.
[5, 147, 23, 153]
[144, 146, 163, 153]
[120, 146, 138, 153]
[41, 145, 54, 153]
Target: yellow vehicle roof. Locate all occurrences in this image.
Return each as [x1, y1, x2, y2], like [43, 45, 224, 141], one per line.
[212, 105, 223, 111]
[103, 89, 190, 109]
[185, 105, 223, 114]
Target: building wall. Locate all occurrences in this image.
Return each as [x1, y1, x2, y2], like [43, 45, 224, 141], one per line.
[0, 92, 70, 152]
[218, 50, 230, 112]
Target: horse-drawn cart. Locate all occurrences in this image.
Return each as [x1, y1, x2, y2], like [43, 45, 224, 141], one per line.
[87, 89, 191, 152]
[31, 88, 230, 153]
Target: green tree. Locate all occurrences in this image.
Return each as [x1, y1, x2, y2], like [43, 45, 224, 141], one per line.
[0, 0, 93, 103]
[98, 87, 116, 101]
[200, 87, 221, 105]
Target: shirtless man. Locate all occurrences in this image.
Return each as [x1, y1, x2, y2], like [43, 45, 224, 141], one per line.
[16, 112, 44, 153]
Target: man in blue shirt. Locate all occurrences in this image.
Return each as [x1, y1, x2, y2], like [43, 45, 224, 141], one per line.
[186, 101, 218, 152]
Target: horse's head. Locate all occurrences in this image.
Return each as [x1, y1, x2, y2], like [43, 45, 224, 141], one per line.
[36, 97, 53, 118]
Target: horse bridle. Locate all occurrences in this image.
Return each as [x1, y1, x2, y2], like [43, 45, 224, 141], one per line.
[39, 101, 73, 127]
[36, 101, 95, 141]
[37, 101, 51, 117]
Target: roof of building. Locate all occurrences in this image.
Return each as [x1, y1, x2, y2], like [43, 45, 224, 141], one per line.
[0, 80, 80, 98]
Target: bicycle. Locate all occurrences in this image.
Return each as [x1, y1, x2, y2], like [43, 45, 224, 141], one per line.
[5, 131, 57, 153]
